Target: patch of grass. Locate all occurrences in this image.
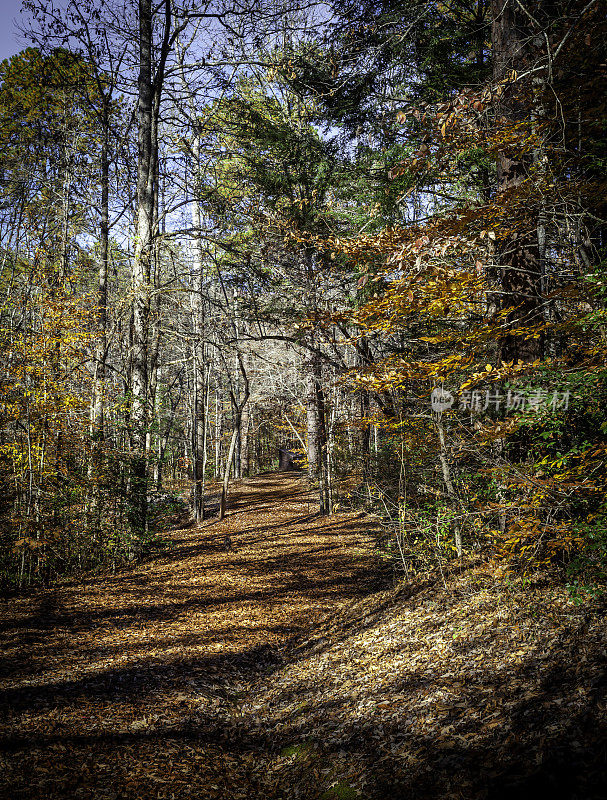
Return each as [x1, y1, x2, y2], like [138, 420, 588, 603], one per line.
[320, 783, 358, 800]
[280, 741, 315, 759]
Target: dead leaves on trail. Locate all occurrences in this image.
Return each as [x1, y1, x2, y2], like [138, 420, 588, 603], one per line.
[0, 474, 380, 799]
[1, 474, 606, 799]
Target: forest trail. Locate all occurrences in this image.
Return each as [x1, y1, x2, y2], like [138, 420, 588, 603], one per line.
[2, 473, 606, 800]
[0, 473, 383, 799]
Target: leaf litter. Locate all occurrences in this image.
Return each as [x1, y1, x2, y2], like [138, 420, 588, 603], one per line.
[0, 473, 606, 799]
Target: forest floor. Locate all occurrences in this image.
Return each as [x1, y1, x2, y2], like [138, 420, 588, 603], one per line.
[1, 473, 606, 800]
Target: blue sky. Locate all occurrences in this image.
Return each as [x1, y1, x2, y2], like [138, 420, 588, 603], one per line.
[0, 0, 30, 63]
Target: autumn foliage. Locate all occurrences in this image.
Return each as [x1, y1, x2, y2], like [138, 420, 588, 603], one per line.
[1, 1, 607, 594]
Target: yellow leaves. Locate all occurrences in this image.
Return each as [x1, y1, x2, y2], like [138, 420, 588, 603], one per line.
[419, 335, 448, 344]
[458, 355, 546, 391]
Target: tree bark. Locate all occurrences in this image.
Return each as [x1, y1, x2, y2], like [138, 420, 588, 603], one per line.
[241, 401, 250, 477]
[191, 133, 207, 522]
[219, 427, 238, 521]
[359, 334, 371, 480]
[304, 340, 329, 513]
[305, 344, 322, 478]
[220, 355, 250, 519]
[130, 0, 177, 540]
[129, 0, 156, 541]
[491, 0, 543, 364]
[89, 113, 110, 519]
[91, 120, 109, 444]
[436, 415, 462, 558]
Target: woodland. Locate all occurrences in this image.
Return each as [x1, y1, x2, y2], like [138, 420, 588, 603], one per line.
[1, 1, 607, 798]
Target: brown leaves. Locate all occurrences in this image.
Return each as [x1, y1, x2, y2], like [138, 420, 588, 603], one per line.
[0, 474, 380, 799]
[2, 477, 606, 799]
[12, 536, 48, 551]
[233, 563, 607, 799]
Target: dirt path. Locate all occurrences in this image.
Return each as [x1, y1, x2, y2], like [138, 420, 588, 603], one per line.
[0, 474, 382, 799]
[3, 475, 606, 800]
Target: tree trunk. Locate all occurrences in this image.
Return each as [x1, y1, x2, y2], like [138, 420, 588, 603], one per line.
[91, 122, 109, 444]
[89, 118, 110, 518]
[305, 357, 321, 480]
[214, 384, 222, 478]
[192, 355, 207, 522]
[219, 427, 239, 521]
[220, 355, 250, 519]
[436, 415, 462, 558]
[191, 136, 207, 522]
[241, 401, 250, 477]
[304, 340, 329, 513]
[359, 335, 371, 480]
[491, 0, 543, 364]
[129, 0, 156, 542]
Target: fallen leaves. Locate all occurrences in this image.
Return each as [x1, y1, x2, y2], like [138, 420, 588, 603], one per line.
[0, 476, 606, 799]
